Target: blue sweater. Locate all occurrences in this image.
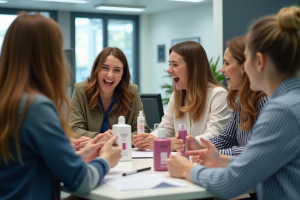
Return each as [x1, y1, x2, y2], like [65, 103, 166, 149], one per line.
[190, 76, 300, 200]
[0, 94, 110, 200]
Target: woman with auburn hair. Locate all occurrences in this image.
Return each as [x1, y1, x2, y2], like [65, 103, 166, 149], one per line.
[0, 13, 121, 200]
[167, 6, 300, 200]
[70, 47, 151, 150]
[174, 36, 269, 157]
[133, 41, 232, 150]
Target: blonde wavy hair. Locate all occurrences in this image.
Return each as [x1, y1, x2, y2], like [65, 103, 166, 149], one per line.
[0, 13, 74, 164]
[226, 37, 265, 130]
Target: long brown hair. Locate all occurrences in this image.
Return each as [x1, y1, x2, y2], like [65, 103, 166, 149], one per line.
[170, 41, 222, 122]
[226, 36, 265, 130]
[0, 13, 74, 164]
[85, 47, 134, 115]
[247, 6, 300, 75]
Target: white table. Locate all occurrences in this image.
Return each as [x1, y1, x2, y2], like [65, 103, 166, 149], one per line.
[72, 157, 216, 200]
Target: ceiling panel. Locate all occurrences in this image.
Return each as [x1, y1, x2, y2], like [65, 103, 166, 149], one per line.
[1, 0, 212, 14]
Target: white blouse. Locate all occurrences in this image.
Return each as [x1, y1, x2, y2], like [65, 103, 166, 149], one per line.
[151, 87, 232, 142]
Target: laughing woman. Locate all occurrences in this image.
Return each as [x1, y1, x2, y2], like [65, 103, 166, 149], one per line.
[174, 36, 269, 157]
[71, 47, 151, 149]
[133, 41, 232, 150]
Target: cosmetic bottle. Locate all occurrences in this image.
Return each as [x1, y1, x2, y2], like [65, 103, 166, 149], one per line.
[178, 124, 188, 157]
[153, 126, 171, 171]
[137, 110, 144, 135]
[113, 116, 132, 161]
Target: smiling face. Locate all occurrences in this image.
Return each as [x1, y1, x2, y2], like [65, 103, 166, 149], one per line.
[167, 51, 188, 90]
[220, 48, 245, 90]
[97, 55, 123, 98]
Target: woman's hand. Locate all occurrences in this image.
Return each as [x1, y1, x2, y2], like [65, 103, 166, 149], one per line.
[167, 153, 194, 181]
[77, 134, 105, 163]
[74, 136, 92, 151]
[103, 129, 113, 142]
[186, 138, 229, 168]
[132, 133, 157, 150]
[174, 133, 202, 152]
[100, 136, 122, 168]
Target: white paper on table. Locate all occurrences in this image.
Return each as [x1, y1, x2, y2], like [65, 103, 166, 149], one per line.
[132, 149, 177, 158]
[104, 173, 187, 191]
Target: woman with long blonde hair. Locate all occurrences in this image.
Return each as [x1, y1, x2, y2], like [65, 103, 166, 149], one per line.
[0, 13, 121, 200]
[133, 41, 232, 150]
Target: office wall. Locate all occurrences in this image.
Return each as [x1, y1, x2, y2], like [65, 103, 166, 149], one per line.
[139, 3, 214, 102]
[223, 0, 299, 52]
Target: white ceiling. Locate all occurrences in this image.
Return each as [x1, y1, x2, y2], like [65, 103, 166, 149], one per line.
[1, 0, 212, 15]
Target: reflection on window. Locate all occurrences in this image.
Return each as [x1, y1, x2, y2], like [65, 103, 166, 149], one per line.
[0, 12, 52, 53]
[75, 18, 103, 83]
[108, 19, 134, 82]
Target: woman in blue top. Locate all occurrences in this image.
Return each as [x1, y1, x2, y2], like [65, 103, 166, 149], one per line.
[0, 13, 121, 200]
[174, 36, 269, 157]
[167, 6, 300, 200]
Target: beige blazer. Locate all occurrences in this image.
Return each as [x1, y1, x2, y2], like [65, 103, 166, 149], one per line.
[70, 80, 151, 138]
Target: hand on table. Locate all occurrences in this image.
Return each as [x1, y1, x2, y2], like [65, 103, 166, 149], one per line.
[100, 136, 122, 168]
[74, 136, 92, 151]
[77, 134, 105, 163]
[174, 133, 201, 152]
[167, 153, 194, 181]
[186, 138, 228, 168]
[132, 133, 157, 150]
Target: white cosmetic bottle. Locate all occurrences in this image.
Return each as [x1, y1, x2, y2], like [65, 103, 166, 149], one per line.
[113, 116, 132, 161]
[137, 110, 145, 135]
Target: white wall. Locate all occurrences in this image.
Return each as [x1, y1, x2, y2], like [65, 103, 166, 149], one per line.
[139, 3, 214, 103]
[213, 0, 223, 70]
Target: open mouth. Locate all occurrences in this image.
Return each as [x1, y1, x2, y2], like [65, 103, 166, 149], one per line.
[103, 79, 114, 86]
[172, 77, 180, 84]
[225, 77, 230, 82]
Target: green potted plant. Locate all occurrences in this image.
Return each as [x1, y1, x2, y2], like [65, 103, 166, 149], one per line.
[160, 56, 225, 106]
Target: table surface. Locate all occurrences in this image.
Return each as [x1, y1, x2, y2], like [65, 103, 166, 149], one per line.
[72, 152, 216, 200]
[71, 150, 255, 200]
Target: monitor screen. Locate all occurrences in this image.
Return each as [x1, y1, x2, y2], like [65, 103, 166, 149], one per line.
[140, 94, 164, 130]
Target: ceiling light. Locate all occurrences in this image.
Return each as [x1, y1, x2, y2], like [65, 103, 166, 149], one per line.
[0, 1, 8, 3]
[94, 4, 145, 12]
[167, 0, 205, 2]
[33, 0, 88, 3]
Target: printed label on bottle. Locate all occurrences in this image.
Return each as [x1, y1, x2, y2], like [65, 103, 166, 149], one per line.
[122, 143, 126, 150]
[160, 152, 167, 165]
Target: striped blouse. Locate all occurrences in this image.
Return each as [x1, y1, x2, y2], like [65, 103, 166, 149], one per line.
[209, 95, 269, 156]
[190, 76, 300, 200]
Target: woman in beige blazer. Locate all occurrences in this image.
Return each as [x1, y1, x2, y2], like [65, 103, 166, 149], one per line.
[70, 47, 150, 150]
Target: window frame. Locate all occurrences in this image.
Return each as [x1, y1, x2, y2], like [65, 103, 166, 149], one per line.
[70, 12, 139, 86]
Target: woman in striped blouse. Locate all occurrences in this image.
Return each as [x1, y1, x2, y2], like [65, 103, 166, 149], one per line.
[174, 36, 269, 156]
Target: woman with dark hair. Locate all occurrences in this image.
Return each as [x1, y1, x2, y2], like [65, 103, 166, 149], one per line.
[174, 36, 269, 157]
[167, 6, 300, 200]
[133, 41, 232, 150]
[0, 13, 121, 200]
[71, 47, 151, 149]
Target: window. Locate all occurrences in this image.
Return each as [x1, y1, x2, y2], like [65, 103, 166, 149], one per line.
[71, 13, 139, 85]
[0, 8, 57, 53]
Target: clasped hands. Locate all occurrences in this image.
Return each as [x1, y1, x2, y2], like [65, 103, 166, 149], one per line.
[75, 134, 122, 168]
